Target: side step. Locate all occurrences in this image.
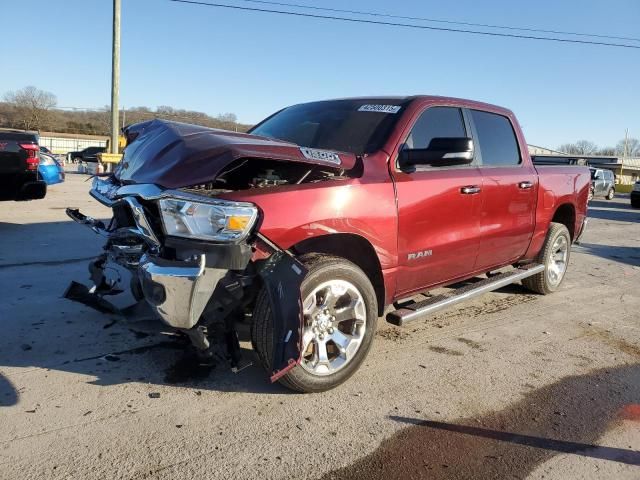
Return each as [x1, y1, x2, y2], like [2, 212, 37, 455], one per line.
[386, 264, 545, 327]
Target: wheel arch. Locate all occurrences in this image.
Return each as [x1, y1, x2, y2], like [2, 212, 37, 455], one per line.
[551, 203, 576, 239]
[291, 233, 385, 316]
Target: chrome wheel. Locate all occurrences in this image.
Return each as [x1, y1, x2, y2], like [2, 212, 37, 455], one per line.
[547, 235, 568, 287]
[300, 279, 367, 376]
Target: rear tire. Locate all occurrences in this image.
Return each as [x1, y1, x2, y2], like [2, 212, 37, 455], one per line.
[251, 254, 378, 393]
[522, 222, 571, 295]
[606, 188, 615, 200]
[632, 199, 640, 209]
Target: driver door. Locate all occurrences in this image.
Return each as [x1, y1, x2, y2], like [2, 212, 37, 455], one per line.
[392, 106, 483, 296]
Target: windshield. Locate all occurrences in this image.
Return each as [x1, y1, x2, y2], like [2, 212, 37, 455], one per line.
[249, 99, 409, 155]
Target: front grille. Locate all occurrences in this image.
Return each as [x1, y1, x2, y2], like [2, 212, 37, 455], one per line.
[112, 203, 135, 228]
[138, 199, 165, 242]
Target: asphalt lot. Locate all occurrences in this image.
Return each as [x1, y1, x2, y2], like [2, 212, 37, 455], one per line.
[1, 174, 639, 480]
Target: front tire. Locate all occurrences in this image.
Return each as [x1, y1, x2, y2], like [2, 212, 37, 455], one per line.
[522, 222, 571, 295]
[251, 254, 378, 393]
[606, 188, 615, 200]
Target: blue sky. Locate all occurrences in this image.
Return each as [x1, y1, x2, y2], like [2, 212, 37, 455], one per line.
[2, 0, 638, 148]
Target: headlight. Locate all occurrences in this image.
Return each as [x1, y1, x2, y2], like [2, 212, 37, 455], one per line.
[159, 197, 258, 242]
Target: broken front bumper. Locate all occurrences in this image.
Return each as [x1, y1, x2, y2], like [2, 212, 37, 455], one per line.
[66, 203, 231, 330]
[138, 254, 227, 330]
[67, 191, 308, 379]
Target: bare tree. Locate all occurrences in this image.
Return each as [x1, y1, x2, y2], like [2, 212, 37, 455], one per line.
[597, 146, 616, 156]
[217, 112, 237, 123]
[0, 94, 249, 135]
[616, 137, 640, 157]
[3, 86, 57, 131]
[557, 140, 598, 155]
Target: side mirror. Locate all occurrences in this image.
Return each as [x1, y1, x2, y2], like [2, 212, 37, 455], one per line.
[400, 137, 474, 168]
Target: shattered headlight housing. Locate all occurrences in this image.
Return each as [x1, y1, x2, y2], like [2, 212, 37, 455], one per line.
[159, 197, 258, 242]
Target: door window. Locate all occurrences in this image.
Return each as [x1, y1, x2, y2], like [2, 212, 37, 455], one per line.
[470, 110, 521, 166]
[405, 107, 467, 150]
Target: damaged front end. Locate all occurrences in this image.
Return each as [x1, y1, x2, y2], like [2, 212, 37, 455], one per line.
[64, 119, 361, 381]
[66, 174, 306, 379]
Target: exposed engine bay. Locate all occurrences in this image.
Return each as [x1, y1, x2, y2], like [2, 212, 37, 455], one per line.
[173, 159, 351, 199]
[214, 158, 348, 190]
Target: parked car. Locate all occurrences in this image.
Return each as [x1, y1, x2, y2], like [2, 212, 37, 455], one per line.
[40, 146, 66, 165]
[589, 167, 615, 200]
[67, 146, 106, 163]
[39, 153, 65, 185]
[631, 181, 640, 208]
[67, 96, 590, 392]
[0, 130, 46, 201]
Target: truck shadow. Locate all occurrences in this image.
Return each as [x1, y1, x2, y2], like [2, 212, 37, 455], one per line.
[324, 363, 640, 479]
[587, 198, 639, 223]
[573, 243, 640, 267]
[0, 220, 105, 268]
[0, 219, 292, 396]
[3, 322, 290, 395]
[0, 373, 18, 407]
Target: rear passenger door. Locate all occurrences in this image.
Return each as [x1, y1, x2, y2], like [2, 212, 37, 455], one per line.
[606, 171, 615, 191]
[593, 170, 606, 195]
[468, 109, 537, 271]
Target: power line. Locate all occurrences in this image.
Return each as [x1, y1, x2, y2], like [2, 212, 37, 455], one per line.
[235, 0, 640, 43]
[168, 0, 640, 50]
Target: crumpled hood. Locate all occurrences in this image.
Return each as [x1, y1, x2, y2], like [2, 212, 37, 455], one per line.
[114, 119, 356, 189]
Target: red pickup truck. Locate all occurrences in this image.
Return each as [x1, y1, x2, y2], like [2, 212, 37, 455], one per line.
[67, 96, 590, 392]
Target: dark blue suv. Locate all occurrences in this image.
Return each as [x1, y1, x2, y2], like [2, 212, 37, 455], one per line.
[631, 181, 640, 208]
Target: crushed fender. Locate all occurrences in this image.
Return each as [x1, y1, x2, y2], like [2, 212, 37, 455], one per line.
[257, 248, 307, 382]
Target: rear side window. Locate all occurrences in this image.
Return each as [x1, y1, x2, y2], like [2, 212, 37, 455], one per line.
[405, 107, 466, 149]
[470, 110, 521, 166]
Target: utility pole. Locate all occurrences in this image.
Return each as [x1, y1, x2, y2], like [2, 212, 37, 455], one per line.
[110, 0, 121, 154]
[620, 128, 628, 183]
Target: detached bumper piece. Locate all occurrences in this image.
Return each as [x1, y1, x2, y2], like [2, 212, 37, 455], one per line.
[63, 281, 121, 315]
[66, 208, 108, 234]
[139, 254, 227, 330]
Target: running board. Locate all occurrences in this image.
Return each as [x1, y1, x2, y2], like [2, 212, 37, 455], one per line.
[386, 264, 545, 327]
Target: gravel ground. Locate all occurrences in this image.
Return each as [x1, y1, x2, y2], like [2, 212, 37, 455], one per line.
[1, 175, 639, 480]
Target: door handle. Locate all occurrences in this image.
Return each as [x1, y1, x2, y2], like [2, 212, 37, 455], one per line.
[460, 185, 481, 195]
[518, 181, 533, 189]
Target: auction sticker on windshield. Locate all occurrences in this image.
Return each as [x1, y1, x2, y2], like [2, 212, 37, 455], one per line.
[358, 104, 402, 114]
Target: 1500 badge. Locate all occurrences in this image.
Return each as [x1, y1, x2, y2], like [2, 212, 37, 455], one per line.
[300, 147, 342, 165]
